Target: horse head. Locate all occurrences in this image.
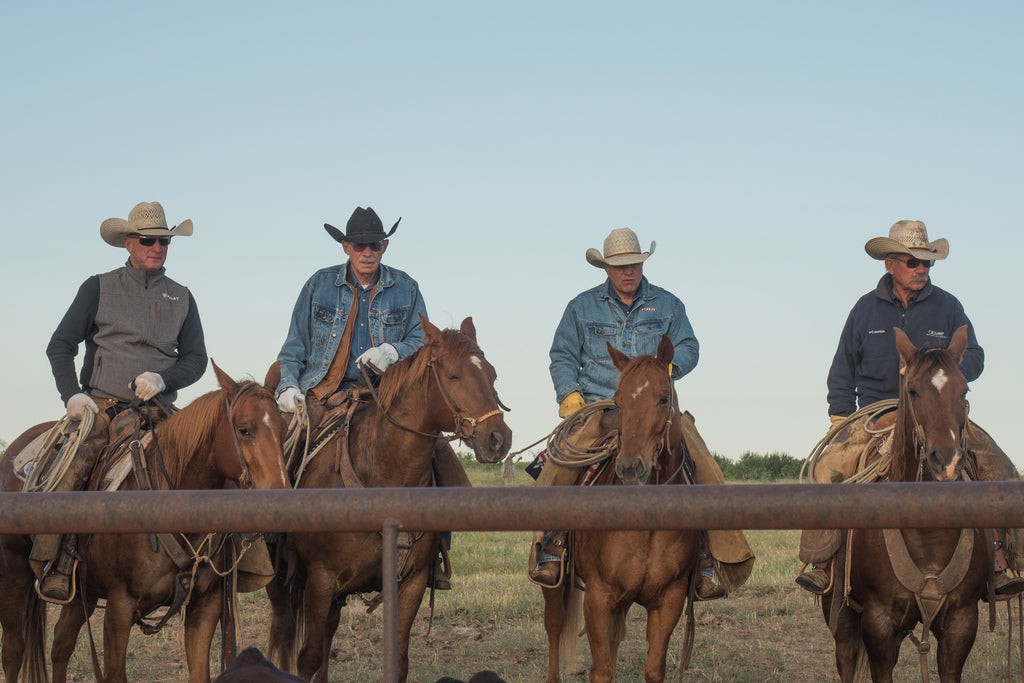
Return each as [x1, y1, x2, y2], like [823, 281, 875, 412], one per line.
[418, 314, 512, 464]
[894, 325, 970, 482]
[209, 360, 290, 490]
[609, 335, 678, 485]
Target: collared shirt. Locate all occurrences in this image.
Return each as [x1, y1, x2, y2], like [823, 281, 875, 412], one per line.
[549, 276, 699, 403]
[826, 274, 984, 416]
[344, 269, 378, 385]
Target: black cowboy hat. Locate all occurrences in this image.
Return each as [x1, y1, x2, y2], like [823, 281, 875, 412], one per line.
[324, 206, 400, 243]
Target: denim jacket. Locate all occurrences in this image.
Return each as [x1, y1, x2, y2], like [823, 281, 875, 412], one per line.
[277, 262, 428, 393]
[549, 277, 699, 403]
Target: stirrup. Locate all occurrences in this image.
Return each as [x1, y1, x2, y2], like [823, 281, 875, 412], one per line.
[795, 562, 834, 595]
[35, 559, 78, 605]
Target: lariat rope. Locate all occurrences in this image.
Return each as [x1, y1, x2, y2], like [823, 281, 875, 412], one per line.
[800, 399, 899, 485]
[544, 400, 618, 468]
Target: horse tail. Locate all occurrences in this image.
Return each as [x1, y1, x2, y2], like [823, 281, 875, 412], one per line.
[265, 566, 305, 674]
[558, 585, 584, 676]
[23, 589, 47, 683]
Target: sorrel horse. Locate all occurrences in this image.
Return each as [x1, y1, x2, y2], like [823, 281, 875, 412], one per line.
[0, 361, 290, 683]
[265, 316, 512, 683]
[541, 335, 700, 683]
[823, 326, 990, 683]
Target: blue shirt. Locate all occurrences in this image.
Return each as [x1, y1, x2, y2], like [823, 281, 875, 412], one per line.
[549, 276, 699, 403]
[826, 274, 983, 416]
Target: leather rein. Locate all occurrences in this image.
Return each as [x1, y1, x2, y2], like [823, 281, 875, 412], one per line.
[359, 352, 506, 445]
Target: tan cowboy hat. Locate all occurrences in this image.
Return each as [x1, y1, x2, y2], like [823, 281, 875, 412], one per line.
[585, 228, 656, 268]
[100, 201, 194, 247]
[864, 220, 948, 261]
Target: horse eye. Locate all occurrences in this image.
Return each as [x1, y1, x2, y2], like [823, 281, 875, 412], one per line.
[908, 389, 920, 399]
[658, 396, 670, 406]
[238, 427, 252, 439]
[446, 373, 459, 381]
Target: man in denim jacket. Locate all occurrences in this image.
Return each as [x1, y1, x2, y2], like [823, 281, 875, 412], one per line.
[275, 206, 461, 589]
[276, 206, 426, 403]
[530, 229, 755, 598]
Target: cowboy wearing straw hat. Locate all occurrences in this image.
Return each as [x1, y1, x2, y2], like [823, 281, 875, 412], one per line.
[35, 201, 207, 602]
[527, 228, 755, 599]
[796, 220, 1024, 598]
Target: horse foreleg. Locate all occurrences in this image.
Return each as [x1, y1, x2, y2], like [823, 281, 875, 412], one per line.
[265, 573, 297, 671]
[825, 594, 863, 683]
[0, 550, 43, 683]
[296, 565, 334, 682]
[859, 604, 900, 683]
[394, 568, 430, 682]
[541, 584, 568, 683]
[934, 604, 979, 683]
[642, 589, 687, 683]
[582, 586, 621, 683]
[183, 585, 222, 683]
[51, 600, 92, 683]
[100, 590, 139, 683]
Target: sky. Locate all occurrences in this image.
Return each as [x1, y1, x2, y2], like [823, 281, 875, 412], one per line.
[2, 3, 1022, 468]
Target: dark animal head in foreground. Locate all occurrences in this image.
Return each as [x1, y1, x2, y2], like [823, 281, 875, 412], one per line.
[213, 647, 305, 682]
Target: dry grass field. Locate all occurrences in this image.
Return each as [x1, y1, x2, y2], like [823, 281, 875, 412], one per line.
[34, 461, 1024, 681]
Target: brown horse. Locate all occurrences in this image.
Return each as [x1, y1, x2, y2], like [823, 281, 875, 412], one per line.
[541, 335, 700, 683]
[0, 361, 290, 683]
[265, 316, 512, 683]
[823, 326, 990, 683]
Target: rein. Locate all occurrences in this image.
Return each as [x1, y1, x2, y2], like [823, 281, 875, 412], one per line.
[358, 353, 505, 444]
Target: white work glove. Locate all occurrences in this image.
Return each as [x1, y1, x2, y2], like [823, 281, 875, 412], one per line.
[356, 343, 399, 373]
[277, 386, 304, 412]
[133, 372, 166, 401]
[66, 392, 99, 421]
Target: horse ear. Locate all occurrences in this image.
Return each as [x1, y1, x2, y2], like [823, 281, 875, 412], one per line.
[460, 317, 477, 342]
[947, 325, 969, 365]
[893, 327, 917, 371]
[263, 360, 282, 392]
[211, 359, 240, 395]
[608, 341, 630, 371]
[656, 335, 674, 366]
[420, 312, 441, 342]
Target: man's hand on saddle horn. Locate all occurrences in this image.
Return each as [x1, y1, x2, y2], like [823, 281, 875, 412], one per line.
[356, 343, 399, 375]
[66, 392, 99, 421]
[277, 386, 304, 412]
[133, 372, 166, 401]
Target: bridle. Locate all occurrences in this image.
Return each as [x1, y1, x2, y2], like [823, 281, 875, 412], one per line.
[360, 350, 507, 444]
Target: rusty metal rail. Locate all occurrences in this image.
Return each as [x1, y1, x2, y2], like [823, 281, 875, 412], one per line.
[4, 481, 1023, 682]
[1, 482, 1023, 535]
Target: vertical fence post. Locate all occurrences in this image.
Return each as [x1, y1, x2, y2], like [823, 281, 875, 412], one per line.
[382, 518, 400, 683]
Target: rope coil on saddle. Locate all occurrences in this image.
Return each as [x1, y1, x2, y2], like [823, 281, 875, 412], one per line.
[800, 398, 899, 484]
[544, 399, 617, 469]
[24, 411, 96, 492]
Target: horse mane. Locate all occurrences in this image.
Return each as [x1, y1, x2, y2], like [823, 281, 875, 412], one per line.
[374, 329, 481, 411]
[153, 388, 225, 485]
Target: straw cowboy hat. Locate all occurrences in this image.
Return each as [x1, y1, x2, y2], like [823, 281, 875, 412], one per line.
[100, 201, 193, 247]
[864, 220, 949, 261]
[324, 206, 400, 244]
[585, 228, 656, 268]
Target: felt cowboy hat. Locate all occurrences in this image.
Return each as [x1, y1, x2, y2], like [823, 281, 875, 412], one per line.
[585, 228, 656, 268]
[324, 206, 400, 243]
[100, 201, 193, 247]
[864, 220, 949, 261]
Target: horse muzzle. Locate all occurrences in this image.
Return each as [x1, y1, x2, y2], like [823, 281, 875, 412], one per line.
[615, 454, 653, 486]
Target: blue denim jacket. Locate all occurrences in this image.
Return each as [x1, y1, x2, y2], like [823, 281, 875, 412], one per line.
[277, 262, 428, 393]
[549, 277, 699, 403]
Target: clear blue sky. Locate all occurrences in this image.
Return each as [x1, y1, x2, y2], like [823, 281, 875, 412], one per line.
[2, 3, 1022, 468]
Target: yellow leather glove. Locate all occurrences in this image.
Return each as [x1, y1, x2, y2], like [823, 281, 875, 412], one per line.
[558, 391, 586, 418]
[829, 414, 847, 427]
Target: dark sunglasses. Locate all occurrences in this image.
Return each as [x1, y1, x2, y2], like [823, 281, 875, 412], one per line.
[893, 256, 933, 269]
[348, 241, 384, 253]
[135, 236, 171, 247]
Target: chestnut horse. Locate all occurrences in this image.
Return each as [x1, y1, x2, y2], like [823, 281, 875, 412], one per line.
[541, 335, 700, 683]
[0, 362, 290, 683]
[823, 326, 990, 683]
[265, 316, 512, 683]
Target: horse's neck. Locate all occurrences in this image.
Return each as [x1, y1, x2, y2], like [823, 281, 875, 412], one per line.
[141, 417, 223, 491]
[353, 392, 442, 488]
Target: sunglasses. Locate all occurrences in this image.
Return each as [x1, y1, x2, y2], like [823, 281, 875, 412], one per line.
[135, 236, 171, 247]
[892, 256, 933, 269]
[348, 241, 385, 253]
